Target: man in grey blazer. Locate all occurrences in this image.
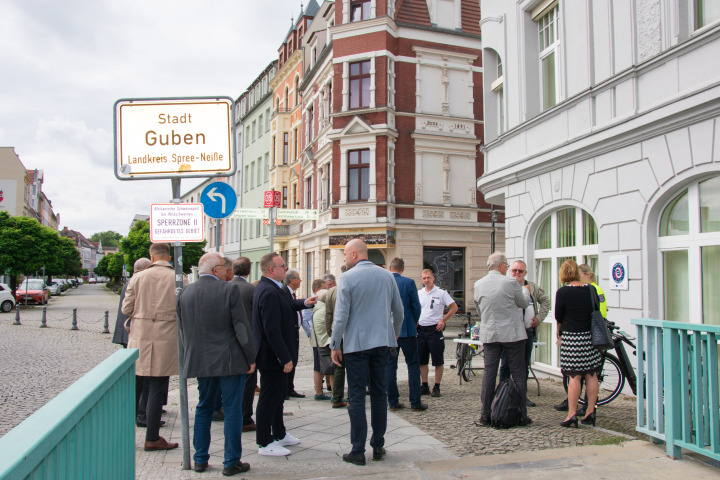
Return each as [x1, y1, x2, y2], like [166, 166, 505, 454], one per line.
[330, 239, 404, 465]
[473, 251, 531, 427]
[230, 257, 258, 432]
[177, 253, 256, 476]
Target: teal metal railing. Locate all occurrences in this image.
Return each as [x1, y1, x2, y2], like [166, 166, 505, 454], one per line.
[633, 318, 720, 461]
[0, 349, 139, 480]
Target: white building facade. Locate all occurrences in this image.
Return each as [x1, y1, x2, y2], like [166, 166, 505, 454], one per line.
[477, 0, 720, 376]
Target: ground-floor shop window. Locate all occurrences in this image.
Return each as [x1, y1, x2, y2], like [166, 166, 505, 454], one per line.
[423, 247, 465, 313]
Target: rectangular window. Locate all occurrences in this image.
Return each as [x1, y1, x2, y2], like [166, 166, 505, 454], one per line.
[702, 246, 720, 325]
[257, 157, 262, 186]
[244, 165, 249, 192]
[664, 250, 689, 322]
[283, 186, 288, 208]
[351, 0, 371, 22]
[695, 0, 720, 29]
[307, 106, 314, 143]
[348, 149, 370, 201]
[250, 162, 255, 191]
[258, 115, 263, 137]
[266, 108, 271, 131]
[264, 153, 269, 182]
[252, 121, 256, 142]
[245, 126, 250, 147]
[305, 176, 313, 208]
[349, 61, 371, 109]
[283, 133, 289, 165]
[256, 219, 261, 238]
[294, 127, 299, 161]
[538, 5, 559, 110]
[556, 208, 576, 248]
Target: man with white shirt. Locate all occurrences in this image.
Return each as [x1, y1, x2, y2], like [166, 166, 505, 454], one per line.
[417, 269, 457, 398]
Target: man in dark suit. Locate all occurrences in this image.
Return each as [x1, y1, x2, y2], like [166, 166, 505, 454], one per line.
[253, 253, 316, 456]
[177, 253, 256, 476]
[387, 258, 427, 411]
[229, 257, 258, 432]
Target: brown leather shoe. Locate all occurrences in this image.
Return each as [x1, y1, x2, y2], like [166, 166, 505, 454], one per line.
[144, 436, 179, 451]
[332, 402, 348, 408]
[242, 422, 257, 432]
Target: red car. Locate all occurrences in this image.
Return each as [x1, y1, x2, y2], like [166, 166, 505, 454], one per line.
[15, 279, 50, 305]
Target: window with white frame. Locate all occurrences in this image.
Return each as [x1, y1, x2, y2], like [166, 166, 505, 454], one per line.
[348, 149, 370, 202]
[536, 3, 560, 110]
[257, 157, 262, 186]
[533, 207, 599, 366]
[305, 175, 313, 208]
[349, 60, 371, 109]
[490, 52, 505, 134]
[258, 114, 263, 137]
[694, 0, 720, 30]
[350, 0, 371, 22]
[658, 176, 720, 325]
[264, 153, 269, 183]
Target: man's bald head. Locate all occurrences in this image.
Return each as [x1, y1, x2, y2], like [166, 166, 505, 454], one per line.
[133, 257, 152, 273]
[343, 239, 368, 269]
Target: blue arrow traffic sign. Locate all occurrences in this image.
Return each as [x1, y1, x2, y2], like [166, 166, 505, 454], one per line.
[201, 182, 237, 219]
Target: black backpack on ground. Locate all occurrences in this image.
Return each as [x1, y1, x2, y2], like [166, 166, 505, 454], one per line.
[490, 379, 523, 429]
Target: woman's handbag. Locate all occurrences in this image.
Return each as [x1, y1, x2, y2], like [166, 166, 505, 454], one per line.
[312, 323, 336, 375]
[589, 287, 613, 351]
[316, 345, 335, 375]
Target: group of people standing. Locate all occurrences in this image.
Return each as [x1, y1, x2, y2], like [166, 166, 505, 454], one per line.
[114, 241, 607, 475]
[472, 251, 606, 430]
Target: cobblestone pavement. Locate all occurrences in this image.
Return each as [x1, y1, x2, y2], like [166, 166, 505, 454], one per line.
[0, 284, 122, 435]
[390, 325, 644, 457]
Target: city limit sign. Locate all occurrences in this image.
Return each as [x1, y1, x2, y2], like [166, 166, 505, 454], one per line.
[114, 97, 234, 180]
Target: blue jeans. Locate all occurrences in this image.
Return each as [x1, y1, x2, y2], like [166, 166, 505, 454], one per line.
[194, 374, 246, 468]
[386, 337, 422, 408]
[344, 347, 389, 453]
[499, 328, 535, 382]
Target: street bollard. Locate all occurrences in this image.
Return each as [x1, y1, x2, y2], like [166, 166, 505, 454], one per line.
[71, 308, 78, 330]
[102, 310, 110, 334]
[40, 307, 47, 328]
[13, 308, 21, 325]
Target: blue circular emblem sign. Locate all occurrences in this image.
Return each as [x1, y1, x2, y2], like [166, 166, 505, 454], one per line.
[201, 182, 237, 219]
[612, 262, 626, 284]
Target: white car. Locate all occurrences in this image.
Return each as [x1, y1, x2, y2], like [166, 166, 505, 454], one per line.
[0, 283, 16, 313]
[47, 281, 61, 295]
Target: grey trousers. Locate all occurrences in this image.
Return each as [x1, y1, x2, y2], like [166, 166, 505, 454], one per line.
[481, 340, 528, 420]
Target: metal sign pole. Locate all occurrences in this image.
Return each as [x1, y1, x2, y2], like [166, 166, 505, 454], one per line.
[171, 178, 191, 470]
[269, 207, 276, 252]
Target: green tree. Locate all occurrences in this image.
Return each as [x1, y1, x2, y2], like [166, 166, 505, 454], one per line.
[107, 252, 125, 280]
[119, 220, 206, 276]
[0, 212, 77, 291]
[95, 255, 110, 278]
[89, 231, 123, 248]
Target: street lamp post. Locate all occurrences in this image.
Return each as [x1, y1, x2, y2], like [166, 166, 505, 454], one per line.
[490, 205, 498, 254]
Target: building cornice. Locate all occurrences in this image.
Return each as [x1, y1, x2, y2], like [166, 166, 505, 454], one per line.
[270, 49, 303, 90]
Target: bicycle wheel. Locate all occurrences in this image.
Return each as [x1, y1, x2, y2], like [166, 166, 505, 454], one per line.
[461, 346, 472, 382]
[563, 353, 625, 406]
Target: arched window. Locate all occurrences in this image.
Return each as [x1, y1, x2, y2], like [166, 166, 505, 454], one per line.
[533, 207, 598, 367]
[658, 175, 720, 325]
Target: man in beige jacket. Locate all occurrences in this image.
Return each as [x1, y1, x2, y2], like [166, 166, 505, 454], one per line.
[122, 242, 179, 451]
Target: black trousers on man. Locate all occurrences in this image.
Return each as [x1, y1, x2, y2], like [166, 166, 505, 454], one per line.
[256, 369, 288, 447]
[243, 370, 258, 426]
[143, 376, 170, 442]
[286, 326, 300, 393]
[480, 341, 528, 420]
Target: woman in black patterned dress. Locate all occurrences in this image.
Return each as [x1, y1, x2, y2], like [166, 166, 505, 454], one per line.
[555, 259, 601, 427]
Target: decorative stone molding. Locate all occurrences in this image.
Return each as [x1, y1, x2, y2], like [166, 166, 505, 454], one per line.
[416, 208, 475, 222]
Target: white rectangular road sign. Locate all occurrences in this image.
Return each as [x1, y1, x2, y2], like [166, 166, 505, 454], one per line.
[277, 209, 319, 220]
[150, 204, 205, 242]
[114, 97, 234, 180]
[229, 208, 269, 219]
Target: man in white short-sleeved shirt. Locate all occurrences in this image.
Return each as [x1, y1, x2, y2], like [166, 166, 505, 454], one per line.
[417, 269, 457, 398]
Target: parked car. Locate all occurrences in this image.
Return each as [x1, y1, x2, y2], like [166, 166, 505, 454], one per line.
[56, 279, 70, 291]
[88, 277, 97, 284]
[15, 279, 50, 305]
[46, 281, 61, 296]
[0, 283, 16, 312]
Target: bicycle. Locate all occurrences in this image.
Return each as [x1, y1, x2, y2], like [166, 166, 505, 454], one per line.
[452, 311, 483, 382]
[563, 320, 639, 406]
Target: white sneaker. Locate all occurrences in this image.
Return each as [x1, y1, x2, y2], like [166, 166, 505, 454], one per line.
[276, 433, 300, 447]
[258, 441, 291, 456]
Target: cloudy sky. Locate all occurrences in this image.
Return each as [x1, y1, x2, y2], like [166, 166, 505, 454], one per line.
[0, 0, 305, 237]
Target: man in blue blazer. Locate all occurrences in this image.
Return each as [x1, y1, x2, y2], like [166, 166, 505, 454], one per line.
[330, 239, 404, 465]
[252, 252, 316, 456]
[387, 258, 427, 412]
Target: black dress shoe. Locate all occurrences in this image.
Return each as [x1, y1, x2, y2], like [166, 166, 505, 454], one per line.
[212, 410, 225, 421]
[194, 463, 208, 473]
[342, 451, 366, 465]
[288, 391, 306, 398]
[526, 399, 536, 407]
[222, 461, 250, 476]
[410, 403, 428, 411]
[372, 447, 386, 461]
[554, 399, 569, 411]
[518, 416, 533, 426]
[136, 420, 165, 428]
[388, 403, 405, 411]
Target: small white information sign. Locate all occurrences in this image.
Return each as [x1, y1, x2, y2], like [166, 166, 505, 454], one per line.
[277, 209, 319, 220]
[609, 255, 629, 290]
[229, 208, 269, 219]
[150, 204, 205, 243]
